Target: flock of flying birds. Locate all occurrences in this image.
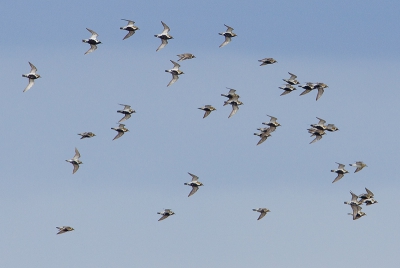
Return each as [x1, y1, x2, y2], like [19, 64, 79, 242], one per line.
[20, 20, 374, 234]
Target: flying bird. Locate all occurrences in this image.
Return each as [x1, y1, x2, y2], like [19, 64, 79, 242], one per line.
[177, 53, 196, 61]
[184, 172, 204, 197]
[252, 208, 270, 220]
[22, 62, 41, 92]
[117, 104, 136, 123]
[157, 209, 175, 221]
[120, 19, 139, 40]
[349, 161, 368, 173]
[154, 21, 173, 51]
[111, 124, 129, 140]
[258, 58, 277, 66]
[331, 162, 349, 183]
[165, 60, 183, 87]
[219, 24, 237, 48]
[82, 28, 101, 55]
[56, 226, 74, 235]
[78, 132, 96, 139]
[65, 148, 82, 174]
[198, 105, 216, 118]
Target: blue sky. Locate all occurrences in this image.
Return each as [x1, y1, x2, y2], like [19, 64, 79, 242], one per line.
[1, 1, 400, 267]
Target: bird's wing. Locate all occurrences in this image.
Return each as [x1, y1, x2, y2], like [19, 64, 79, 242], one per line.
[350, 191, 358, 201]
[267, 115, 277, 122]
[224, 24, 234, 32]
[316, 88, 324, 101]
[56, 229, 66, 235]
[72, 163, 80, 174]
[337, 163, 345, 169]
[86, 28, 98, 39]
[188, 186, 199, 197]
[74, 148, 81, 159]
[123, 30, 135, 40]
[170, 60, 180, 70]
[316, 117, 326, 125]
[167, 74, 179, 87]
[350, 205, 359, 220]
[280, 90, 291, 96]
[228, 103, 239, 118]
[219, 36, 231, 48]
[257, 212, 267, 220]
[113, 131, 124, 140]
[354, 167, 363, 173]
[257, 136, 268, 145]
[158, 214, 169, 221]
[288, 72, 297, 79]
[84, 44, 97, 55]
[161, 21, 170, 34]
[29, 62, 37, 73]
[119, 114, 131, 123]
[23, 79, 35, 92]
[300, 89, 312, 96]
[365, 188, 374, 197]
[332, 173, 344, 183]
[156, 39, 168, 51]
[177, 54, 184, 61]
[122, 19, 135, 26]
[309, 135, 322, 144]
[188, 172, 199, 182]
[203, 110, 211, 118]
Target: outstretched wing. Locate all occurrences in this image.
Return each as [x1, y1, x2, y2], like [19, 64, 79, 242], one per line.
[73, 148, 81, 159]
[161, 21, 170, 34]
[167, 74, 179, 87]
[257, 212, 267, 220]
[219, 36, 231, 48]
[86, 28, 98, 39]
[158, 214, 169, 221]
[316, 88, 324, 101]
[224, 24, 234, 32]
[188, 172, 199, 182]
[84, 44, 97, 55]
[170, 60, 180, 70]
[228, 102, 239, 118]
[188, 186, 199, 197]
[123, 31, 135, 40]
[28, 62, 37, 73]
[72, 163, 80, 174]
[119, 114, 131, 123]
[332, 173, 344, 183]
[156, 39, 168, 52]
[309, 135, 322, 144]
[203, 110, 211, 118]
[113, 131, 124, 140]
[300, 89, 312, 96]
[23, 79, 35, 92]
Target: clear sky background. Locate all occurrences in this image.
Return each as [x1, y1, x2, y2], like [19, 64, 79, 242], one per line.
[1, 1, 399, 267]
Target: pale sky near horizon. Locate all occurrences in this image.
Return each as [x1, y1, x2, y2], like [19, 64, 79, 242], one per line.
[1, 1, 400, 267]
